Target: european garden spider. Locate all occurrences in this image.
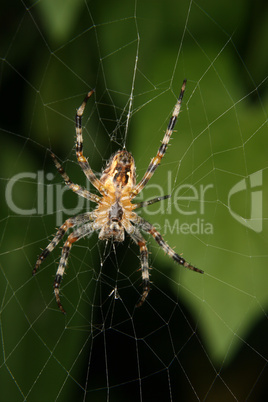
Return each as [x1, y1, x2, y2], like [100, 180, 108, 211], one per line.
[33, 80, 204, 313]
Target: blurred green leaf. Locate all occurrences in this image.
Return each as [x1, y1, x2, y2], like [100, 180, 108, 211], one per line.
[37, 0, 84, 44]
[132, 42, 268, 364]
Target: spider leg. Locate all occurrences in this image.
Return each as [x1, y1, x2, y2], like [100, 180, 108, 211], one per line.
[33, 212, 94, 275]
[54, 222, 94, 313]
[133, 194, 171, 209]
[126, 225, 151, 307]
[75, 90, 105, 193]
[134, 215, 204, 274]
[51, 152, 101, 203]
[132, 79, 187, 197]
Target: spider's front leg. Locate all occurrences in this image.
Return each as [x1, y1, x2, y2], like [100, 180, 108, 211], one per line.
[75, 90, 105, 194]
[131, 79, 187, 197]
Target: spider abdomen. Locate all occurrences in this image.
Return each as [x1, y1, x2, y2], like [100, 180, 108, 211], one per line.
[99, 221, 125, 242]
[101, 150, 136, 190]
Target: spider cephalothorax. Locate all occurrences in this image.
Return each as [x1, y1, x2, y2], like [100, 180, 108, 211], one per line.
[96, 150, 136, 242]
[33, 81, 204, 313]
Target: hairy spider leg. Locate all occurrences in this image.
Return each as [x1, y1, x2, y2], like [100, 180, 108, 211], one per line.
[51, 152, 101, 203]
[75, 90, 105, 194]
[53, 222, 94, 313]
[33, 212, 94, 275]
[127, 226, 151, 307]
[132, 79, 187, 197]
[136, 215, 204, 274]
[134, 194, 171, 209]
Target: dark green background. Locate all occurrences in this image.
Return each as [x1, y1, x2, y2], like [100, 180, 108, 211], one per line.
[0, 0, 267, 400]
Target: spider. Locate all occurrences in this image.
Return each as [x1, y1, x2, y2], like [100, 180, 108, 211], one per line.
[33, 79, 204, 313]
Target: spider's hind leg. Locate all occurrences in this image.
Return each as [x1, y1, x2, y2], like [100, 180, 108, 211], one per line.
[53, 232, 78, 314]
[136, 215, 204, 274]
[136, 239, 151, 307]
[127, 226, 151, 307]
[53, 222, 94, 314]
[33, 218, 76, 275]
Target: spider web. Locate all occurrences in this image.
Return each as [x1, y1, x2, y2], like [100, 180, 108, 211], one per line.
[1, 0, 268, 400]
